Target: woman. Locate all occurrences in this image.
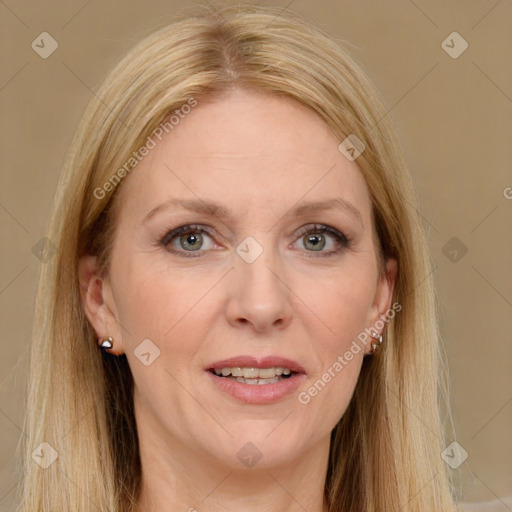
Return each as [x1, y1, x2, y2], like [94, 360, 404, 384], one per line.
[18, 4, 459, 511]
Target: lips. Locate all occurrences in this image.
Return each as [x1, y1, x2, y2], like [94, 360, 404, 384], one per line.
[205, 355, 307, 404]
[205, 355, 307, 375]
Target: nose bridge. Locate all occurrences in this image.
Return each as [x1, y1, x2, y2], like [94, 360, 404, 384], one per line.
[227, 234, 293, 330]
[239, 242, 280, 293]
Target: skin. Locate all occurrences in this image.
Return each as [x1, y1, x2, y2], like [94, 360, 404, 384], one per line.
[79, 88, 397, 512]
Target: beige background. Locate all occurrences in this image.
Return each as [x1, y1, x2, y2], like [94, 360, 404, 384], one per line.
[1, 0, 511, 510]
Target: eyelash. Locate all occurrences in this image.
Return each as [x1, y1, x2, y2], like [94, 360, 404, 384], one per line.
[159, 223, 352, 258]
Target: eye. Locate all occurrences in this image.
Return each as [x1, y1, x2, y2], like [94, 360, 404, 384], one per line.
[292, 224, 351, 257]
[161, 225, 215, 256]
[159, 223, 351, 258]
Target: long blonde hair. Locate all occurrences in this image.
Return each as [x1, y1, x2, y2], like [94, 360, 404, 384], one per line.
[17, 4, 457, 511]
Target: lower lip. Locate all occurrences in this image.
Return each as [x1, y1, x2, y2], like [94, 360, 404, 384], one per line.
[206, 371, 307, 404]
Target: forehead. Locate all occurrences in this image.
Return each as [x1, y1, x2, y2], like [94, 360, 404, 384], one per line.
[115, 89, 372, 226]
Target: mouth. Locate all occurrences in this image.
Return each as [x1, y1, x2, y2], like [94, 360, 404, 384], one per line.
[209, 366, 297, 385]
[205, 355, 307, 404]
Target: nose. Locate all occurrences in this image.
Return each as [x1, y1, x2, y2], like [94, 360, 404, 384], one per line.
[225, 245, 293, 332]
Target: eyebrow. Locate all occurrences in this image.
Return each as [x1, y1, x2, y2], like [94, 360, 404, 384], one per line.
[143, 197, 363, 228]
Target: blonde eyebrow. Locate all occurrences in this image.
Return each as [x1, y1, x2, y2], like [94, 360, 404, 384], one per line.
[291, 198, 363, 227]
[144, 198, 230, 223]
[143, 197, 363, 228]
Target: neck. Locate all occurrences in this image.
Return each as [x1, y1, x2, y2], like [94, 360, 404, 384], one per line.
[133, 419, 330, 512]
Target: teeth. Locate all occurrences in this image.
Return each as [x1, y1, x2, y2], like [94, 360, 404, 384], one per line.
[231, 367, 243, 377]
[257, 367, 277, 379]
[235, 376, 280, 385]
[243, 367, 259, 379]
[212, 367, 294, 379]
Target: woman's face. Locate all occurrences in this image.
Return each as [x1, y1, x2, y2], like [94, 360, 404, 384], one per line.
[81, 89, 396, 472]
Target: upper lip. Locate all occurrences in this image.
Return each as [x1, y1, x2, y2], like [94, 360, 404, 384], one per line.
[206, 355, 306, 374]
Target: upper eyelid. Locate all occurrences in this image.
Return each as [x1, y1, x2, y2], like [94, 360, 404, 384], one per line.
[161, 225, 213, 245]
[161, 223, 347, 248]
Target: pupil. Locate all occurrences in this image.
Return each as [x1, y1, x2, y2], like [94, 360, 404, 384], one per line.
[305, 233, 325, 251]
[182, 233, 202, 250]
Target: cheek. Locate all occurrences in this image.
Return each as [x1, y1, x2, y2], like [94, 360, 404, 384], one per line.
[112, 254, 220, 369]
[114, 248, 192, 330]
[111, 260, 212, 415]
[293, 263, 375, 416]
[299, 262, 376, 346]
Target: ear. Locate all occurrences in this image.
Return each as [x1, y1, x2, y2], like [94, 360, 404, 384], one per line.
[365, 257, 398, 354]
[78, 254, 125, 355]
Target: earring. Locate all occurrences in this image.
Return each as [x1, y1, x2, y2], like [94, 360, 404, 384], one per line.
[100, 336, 113, 350]
[369, 331, 383, 354]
